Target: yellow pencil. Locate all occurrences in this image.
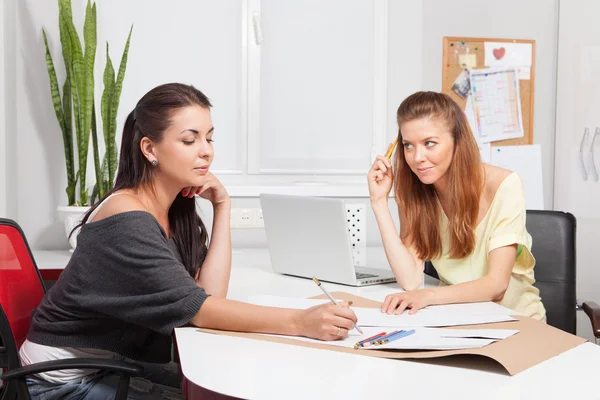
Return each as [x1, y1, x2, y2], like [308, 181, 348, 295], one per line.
[386, 137, 399, 159]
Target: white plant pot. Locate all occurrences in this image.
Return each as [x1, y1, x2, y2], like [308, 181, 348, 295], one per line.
[57, 205, 90, 250]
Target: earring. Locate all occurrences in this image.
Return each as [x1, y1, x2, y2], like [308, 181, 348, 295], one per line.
[151, 160, 158, 167]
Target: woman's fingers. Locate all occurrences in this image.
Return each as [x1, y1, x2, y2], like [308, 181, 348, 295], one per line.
[385, 296, 401, 314]
[332, 315, 355, 331]
[408, 303, 421, 315]
[331, 326, 349, 339]
[395, 299, 410, 315]
[376, 155, 392, 169]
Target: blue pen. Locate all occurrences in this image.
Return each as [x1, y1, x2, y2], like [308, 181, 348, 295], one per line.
[378, 329, 416, 346]
[373, 330, 401, 345]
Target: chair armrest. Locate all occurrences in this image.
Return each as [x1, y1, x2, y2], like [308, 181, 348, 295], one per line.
[582, 301, 600, 338]
[0, 357, 143, 381]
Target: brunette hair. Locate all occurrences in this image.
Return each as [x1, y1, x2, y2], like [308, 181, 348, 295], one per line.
[73, 83, 212, 278]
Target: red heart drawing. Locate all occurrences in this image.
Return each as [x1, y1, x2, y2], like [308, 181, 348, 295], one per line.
[493, 47, 506, 60]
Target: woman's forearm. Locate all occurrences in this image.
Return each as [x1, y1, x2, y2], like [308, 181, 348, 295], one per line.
[429, 275, 507, 305]
[192, 297, 301, 336]
[197, 200, 232, 297]
[371, 200, 423, 290]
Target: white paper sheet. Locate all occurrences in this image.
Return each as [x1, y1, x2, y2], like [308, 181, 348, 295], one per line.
[421, 301, 517, 315]
[366, 335, 497, 350]
[251, 326, 519, 351]
[431, 328, 519, 340]
[352, 307, 516, 328]
[469, 68, 524, 143]
[484, 42, 532, 68]
[489, 144, 544, 210]
[247, 295, 517, 328]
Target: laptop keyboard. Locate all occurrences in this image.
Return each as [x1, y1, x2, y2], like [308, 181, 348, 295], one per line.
[355, 272, 377, 279]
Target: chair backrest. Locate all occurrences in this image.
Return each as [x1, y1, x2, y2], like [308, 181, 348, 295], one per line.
[0, 218, 46, 354]
[525, 210, 576, 334]
[424, 210, 576, 334]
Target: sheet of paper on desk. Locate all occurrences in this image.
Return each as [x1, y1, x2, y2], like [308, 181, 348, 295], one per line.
[430, 328, 519, 340]
[363, 335, 497, 351]
[362, 327, 519, 351]
[353, 308, 516, 328]
[424, 301, 516, 315]
[256, 326, 518, 351]
[248, 295, 515, 314]
[248, 295, 517, 327]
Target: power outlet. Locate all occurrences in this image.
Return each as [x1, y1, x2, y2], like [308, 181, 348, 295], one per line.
[256, 209, 264, 228]
[230, 208, 263, 229]
[345, 203, 366, 266]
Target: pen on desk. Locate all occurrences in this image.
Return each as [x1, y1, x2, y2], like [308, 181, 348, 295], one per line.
[311, 277, 363, 335]
[386, 137, 399, 159]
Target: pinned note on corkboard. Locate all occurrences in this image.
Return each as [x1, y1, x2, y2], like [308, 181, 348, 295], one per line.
[442, 37, 536, 146]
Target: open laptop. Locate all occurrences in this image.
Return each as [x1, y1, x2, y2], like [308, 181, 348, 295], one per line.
[259, 193, 396, 286]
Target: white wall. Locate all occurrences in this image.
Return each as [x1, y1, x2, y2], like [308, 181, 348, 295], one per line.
[200, 0, 423, 248]
[6, 1, 417, 249]
[0, 0, 6, 218]
[2, 0, 17, 220]
[11, 0, 245, 247]
[421, 0, 559, 210]
[7, 0, 560, 249]
[12, 0, 69, 246]
[554, 0, 600, 343]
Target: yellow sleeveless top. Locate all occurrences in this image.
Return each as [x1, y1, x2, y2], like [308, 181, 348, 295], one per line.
[431, 173, 546, 321]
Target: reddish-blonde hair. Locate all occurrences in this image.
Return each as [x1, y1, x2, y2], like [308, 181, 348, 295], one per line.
[394, 91, 483, 260]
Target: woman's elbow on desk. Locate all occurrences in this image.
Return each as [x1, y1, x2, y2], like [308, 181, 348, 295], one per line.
[490, 283, 508, 303]
[393, 271, 423, 292]
[479, 275, 509, 302]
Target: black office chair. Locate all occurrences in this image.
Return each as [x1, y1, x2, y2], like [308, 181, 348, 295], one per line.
[424, 210, 600, 342]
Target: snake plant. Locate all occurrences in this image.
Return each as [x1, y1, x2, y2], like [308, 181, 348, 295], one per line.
[42, 0, 132, 206]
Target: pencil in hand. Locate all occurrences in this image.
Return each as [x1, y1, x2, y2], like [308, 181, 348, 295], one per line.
[312, 277, 363, 334]
[385, 137, 399, 159]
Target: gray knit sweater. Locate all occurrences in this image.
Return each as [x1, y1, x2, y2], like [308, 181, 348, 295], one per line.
[28, 211, 209, 363]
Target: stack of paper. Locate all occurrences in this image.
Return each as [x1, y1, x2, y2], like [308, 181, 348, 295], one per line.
[247, 295, 520, 351]
[359, 327, 519, 351]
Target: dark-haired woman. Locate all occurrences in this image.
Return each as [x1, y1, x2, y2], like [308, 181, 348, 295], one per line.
[20, 83, 357, 399]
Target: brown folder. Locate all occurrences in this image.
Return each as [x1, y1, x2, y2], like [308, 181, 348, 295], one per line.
[201, 292, 586, 375]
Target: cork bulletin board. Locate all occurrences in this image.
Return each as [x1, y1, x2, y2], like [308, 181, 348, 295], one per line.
[441, 37, 536, 146]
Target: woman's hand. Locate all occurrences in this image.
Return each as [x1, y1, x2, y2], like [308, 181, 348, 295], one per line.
[368, 149, 394, 204]
[296, 302, 358, 341]
[381, 289, 435, 315]
[181, 173, 230, 206]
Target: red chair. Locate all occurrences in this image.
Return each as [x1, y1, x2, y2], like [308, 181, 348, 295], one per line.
[0, 218, 142, 399]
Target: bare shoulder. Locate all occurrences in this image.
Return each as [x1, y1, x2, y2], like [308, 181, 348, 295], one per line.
[483, 164, 514, 200]
[90, 191, 147, 223]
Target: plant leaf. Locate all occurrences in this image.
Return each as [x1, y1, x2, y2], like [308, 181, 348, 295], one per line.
[42, 28, 76, 206]
[77, 0, 96, 204]
[91, 102, 103, 198]
[108, 25, 133, 184]
[101, 42, 115, 191]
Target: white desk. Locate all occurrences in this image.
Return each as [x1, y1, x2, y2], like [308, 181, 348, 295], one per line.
[175, 248, 600, 400]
